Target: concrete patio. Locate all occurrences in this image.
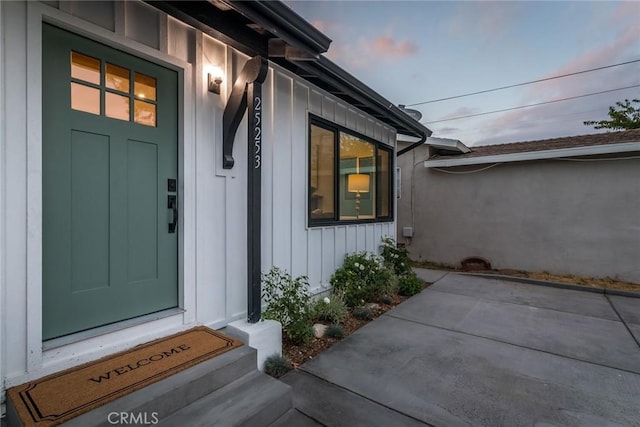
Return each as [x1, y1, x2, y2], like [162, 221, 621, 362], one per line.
[279, 271, 640, 426]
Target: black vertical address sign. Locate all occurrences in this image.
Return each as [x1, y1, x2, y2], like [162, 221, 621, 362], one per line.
[247, 83, 262, 323]
[221, 56, 268, 323]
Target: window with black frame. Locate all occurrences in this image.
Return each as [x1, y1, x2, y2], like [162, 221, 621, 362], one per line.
[309, 116, 393, 226]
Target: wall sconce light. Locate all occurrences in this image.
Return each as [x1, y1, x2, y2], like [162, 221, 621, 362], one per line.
[208, 72, 223, 94]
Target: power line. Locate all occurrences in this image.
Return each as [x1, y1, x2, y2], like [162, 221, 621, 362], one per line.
[434, 107, 607, 136]
[407, 59, 640, 107]
[422, 84, 640, 124]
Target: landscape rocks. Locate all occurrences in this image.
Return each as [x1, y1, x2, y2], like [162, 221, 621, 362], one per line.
[313, 323, 328, 338]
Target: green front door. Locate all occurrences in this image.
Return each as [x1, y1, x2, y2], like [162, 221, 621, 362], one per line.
[42, 24, 179, 340]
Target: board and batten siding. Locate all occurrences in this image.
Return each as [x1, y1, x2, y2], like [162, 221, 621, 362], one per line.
[261, 73, 397, 294]
[0, 0, 398, 402]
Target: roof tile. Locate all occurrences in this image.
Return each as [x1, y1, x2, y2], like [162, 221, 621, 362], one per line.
[432, 129, 640, 159]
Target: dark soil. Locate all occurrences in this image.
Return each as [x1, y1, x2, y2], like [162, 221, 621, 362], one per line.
[283, 293, 409, 368]
[412, 261, 640, 293]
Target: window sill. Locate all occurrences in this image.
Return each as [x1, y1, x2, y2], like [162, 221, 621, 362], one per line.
[308, 217, 394, 228]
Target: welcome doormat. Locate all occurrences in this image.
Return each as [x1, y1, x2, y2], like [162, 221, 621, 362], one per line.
[8, 327, 243, 426]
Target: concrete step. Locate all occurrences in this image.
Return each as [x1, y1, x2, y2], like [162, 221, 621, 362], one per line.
[280, 370, 425, 427]
[268, 409, 324, 427]
[46, 344, 257, 427]
[160, 371, 292, 427]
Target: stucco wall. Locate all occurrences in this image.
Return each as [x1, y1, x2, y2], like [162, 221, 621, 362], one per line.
[397, 145, 640, 283]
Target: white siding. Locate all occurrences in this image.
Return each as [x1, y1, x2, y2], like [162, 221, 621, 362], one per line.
[0, 0, 398, 403]
[262, 66, 397, 293]
[0, 0, 7, 409]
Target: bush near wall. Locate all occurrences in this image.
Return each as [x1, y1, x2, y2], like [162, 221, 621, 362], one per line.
[263, 237, 424, 348]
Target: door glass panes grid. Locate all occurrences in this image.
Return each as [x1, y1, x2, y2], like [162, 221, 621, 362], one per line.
[71, 51, 157, 127]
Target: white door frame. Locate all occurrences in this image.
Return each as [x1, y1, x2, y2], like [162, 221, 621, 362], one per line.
[5, 1, 196, 387]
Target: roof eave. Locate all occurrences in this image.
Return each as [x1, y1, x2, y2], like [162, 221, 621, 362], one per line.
[296, 56, 432, 139]
[424, 142, 640, 168]
[222, 1, 331, 56]
[147, 1, 430, 140]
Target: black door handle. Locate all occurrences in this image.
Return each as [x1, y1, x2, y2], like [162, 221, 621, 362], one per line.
[168, 195, 178, 233]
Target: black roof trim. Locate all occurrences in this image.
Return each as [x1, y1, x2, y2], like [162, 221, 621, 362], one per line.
[292, 57, 431, 138]
[222, 1, 331, 57]
[148, 1, 430, 140]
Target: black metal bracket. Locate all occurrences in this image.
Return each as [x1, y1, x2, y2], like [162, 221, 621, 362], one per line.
[222, 56, 268, 169]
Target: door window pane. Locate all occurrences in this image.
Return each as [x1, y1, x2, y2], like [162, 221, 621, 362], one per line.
[135, 73, 156, 101]
[71, 52, 100, 85]
[106, 92, 130, 121]
[106, 63, 130, 93]
[71, 82, 100, 115]
[134, 100, 156, 127]
[310, 125, 335, 220]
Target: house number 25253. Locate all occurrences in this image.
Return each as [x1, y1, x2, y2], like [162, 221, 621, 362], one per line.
[254, 96, 261, 169]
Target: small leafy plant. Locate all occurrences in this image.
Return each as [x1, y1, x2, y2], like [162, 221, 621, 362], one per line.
[380, 294, 394, 305]
[262, 267, 313, 344]
[330, 252, 391, 307]
[380, 237, 412, 277]
[325, 324, 345, 339]
[263, 354, 292, 378]
[398, 272, 424, 296]
[353, 306, 373, 320]
[311, 293, 347, 324]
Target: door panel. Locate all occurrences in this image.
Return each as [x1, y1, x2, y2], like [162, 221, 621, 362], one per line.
[70, 130, 111, 293]
[127, 139, 159, 283]
[42, 24, 179, 340]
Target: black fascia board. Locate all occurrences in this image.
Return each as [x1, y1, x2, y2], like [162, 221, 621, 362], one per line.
[147, 1, 269, 57]
[224, 1, 332, 56]
[295, 57, 432, 140]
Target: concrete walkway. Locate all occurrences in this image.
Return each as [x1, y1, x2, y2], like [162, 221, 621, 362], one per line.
[280, 271, 640, 426]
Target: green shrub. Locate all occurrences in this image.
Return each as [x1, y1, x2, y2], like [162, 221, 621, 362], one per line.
[353, 306, 373, 320]
[325, 324, 345, 339]
[262, 267, 313, 344]
[330, 252, 392, 307]
[380, 237, 413, 277]
[398, 272, 424, 296]
[380, 294, 394, 305]
[263, 354, 292, 378]
[311, 292, 347, 324]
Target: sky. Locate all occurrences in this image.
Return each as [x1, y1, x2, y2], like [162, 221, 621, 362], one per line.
[286, 1, 640, 146]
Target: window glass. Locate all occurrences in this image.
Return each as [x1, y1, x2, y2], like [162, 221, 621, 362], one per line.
[308, 118, 394, 225]
[106, 63, 130, 93]
[71, 83, 100, 115]
[71, 52, 100, 85]
[339, 133, 375, 220]
[69, 51, 158, 127]
[134, 100, 156, 127]
[135, 73, 157, 101]
[105, 92, 130, 121]
[377, 148, 391, 218]
[310, 125, 335, 220]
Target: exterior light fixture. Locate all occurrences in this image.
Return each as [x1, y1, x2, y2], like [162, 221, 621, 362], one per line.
[206, 66, 224, 94]
[208, 73, 223, 94]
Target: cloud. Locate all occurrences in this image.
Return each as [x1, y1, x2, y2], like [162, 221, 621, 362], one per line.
[370, 36, 417, 58]
[326, 34, 418, 70]
[446, 2, 518, 41]
[310, 19, 328, 33]
[433, 126, 460, 135]
[436, 106, 478, 121]
[609, 1, 640, 26]
[479, 16, 640, 145]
